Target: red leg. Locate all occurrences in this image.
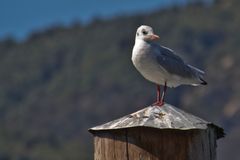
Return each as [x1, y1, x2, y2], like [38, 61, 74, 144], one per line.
[157, 85, 161, 102]
[153, 84, 164, 106]
[161, 81, 167, 104]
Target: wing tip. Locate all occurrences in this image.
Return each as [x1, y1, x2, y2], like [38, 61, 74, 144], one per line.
[200, 78, 207, 85]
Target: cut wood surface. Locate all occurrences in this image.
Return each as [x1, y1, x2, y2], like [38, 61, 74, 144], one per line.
[89, 104, 224, 139]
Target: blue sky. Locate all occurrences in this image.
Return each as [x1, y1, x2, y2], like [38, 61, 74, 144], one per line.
[0, 0, 189, 40]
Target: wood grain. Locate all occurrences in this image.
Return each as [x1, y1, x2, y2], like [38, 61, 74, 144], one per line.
[93, 127, 217, 160]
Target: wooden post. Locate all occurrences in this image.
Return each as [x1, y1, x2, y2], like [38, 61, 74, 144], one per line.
[89, 104, 224, 160]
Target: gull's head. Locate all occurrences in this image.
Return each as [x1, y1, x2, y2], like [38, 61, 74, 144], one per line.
[135, 25, 159, 42]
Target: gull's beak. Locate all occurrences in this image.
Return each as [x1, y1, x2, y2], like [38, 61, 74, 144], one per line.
[150, 34, 160, 40]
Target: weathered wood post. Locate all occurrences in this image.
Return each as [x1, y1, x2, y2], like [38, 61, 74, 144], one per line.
[89, 104, 224, 160]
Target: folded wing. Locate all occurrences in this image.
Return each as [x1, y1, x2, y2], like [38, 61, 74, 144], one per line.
[155, 45, 204, 79]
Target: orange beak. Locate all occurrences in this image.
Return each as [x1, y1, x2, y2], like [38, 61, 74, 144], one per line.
[150, 34, 160, 40]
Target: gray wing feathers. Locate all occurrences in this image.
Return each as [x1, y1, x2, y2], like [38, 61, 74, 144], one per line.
[155, 45, 203, 79]
[187, 64, 205, 75]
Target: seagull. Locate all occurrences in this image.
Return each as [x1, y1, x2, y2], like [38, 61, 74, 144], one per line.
[132, 25, 207, 106]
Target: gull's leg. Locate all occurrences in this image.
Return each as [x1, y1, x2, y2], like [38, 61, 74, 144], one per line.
[157, 85, 161, 103]
[153, 84, 164, 106]
[161, 81, 167, 104]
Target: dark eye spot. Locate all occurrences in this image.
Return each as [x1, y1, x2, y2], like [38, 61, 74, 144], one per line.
[142, 30, 148, 35]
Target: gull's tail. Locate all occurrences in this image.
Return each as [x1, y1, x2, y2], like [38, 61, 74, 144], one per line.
[200, 77, 207, 85]
[188, 64, 207, 86]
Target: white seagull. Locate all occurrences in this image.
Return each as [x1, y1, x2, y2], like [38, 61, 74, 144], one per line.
[132, 25, 207, 106]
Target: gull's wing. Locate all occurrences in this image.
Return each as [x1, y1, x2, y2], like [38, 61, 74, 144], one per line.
[154, 45, 204, 79]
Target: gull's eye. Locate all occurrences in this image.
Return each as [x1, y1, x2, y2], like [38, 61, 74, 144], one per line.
[142, 30, 148, 35]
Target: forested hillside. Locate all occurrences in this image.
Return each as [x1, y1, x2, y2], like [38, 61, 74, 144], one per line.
[0, 0, 239, 159]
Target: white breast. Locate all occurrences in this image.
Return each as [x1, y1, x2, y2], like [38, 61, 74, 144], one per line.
[132, 40, 167, 86]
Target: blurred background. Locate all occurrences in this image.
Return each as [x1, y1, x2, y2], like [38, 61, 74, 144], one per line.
[0, 0, 239, 159]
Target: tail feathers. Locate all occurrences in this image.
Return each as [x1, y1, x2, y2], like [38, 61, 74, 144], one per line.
[188, 65, 207, 85]
[200, 78, 207, 85]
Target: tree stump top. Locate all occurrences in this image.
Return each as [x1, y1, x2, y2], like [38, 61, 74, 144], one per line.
[89, 103, 224, 139]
